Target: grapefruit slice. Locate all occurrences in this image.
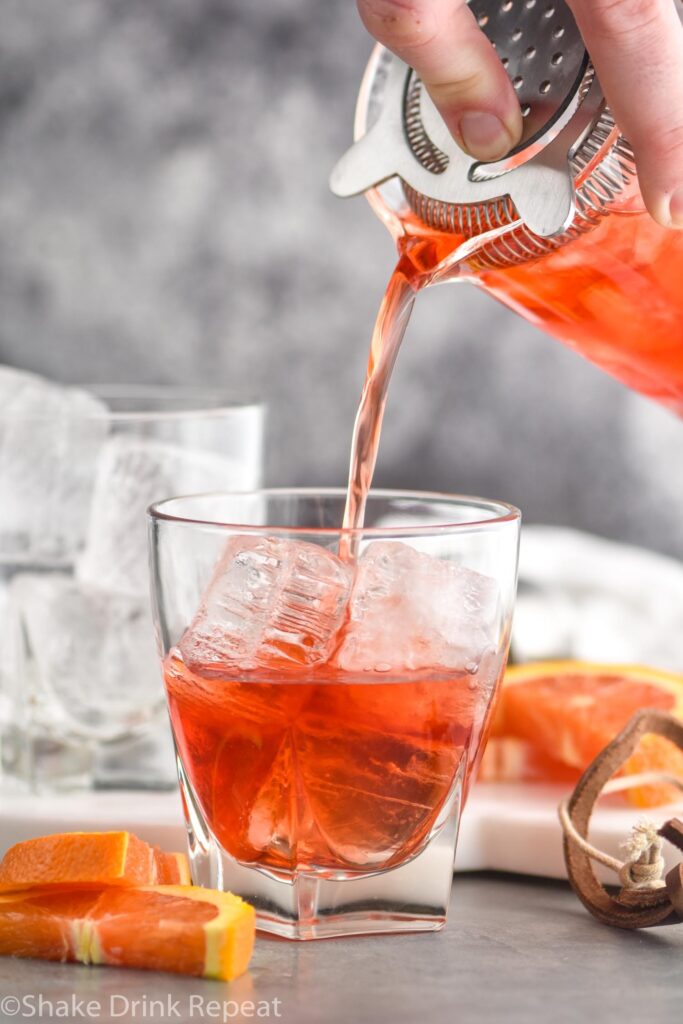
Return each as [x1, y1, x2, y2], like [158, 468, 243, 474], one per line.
[478, 737, 581, 785]
[0, 884, 255, 980]
[489, 661, 683, 807]
[0, 832, 190, 890]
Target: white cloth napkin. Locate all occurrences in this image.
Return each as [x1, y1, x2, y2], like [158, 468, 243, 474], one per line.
[512, 526, 683, 672]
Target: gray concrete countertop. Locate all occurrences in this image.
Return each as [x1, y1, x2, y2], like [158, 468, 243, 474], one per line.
[0, 873, 680, 1024]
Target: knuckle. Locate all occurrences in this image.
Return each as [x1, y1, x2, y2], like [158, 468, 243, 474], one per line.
[648, 121, 683, 163]
[357, 0, 436, 49]
[428, 69, 489, 101]
[570, 0, 663, 40]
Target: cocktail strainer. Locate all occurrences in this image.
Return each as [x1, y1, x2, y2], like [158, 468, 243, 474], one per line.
[331, 0, 638, 269]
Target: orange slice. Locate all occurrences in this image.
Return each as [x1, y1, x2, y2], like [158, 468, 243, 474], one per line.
[0, 885, 255, 980]
[0, 832, 190, 890]
[156, 851, 192, 885]
[488, 661, 683, 807]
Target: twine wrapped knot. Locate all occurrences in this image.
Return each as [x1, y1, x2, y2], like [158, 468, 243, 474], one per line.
[558, 775, 683, 892]
[618, 823, 665, 890]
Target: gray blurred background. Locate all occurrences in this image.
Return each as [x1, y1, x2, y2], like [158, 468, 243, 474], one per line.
[0, 0, 681, 557]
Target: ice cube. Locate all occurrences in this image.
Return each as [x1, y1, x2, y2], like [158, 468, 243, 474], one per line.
[179, 536, 353, 671]
[7, 573, 162, 741]
[245, 737, 303, 862]
[333, 541, 501, 674]
[164, 654, 317, 862]
[295, 709, 464, 868]
[77, 435, 255, 596]
[0, 368, 108, 562]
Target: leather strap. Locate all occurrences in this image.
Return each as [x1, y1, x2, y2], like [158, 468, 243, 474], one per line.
[562, 709, 683, 928]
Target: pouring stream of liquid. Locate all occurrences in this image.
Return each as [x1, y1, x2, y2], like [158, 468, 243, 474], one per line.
[339, 215, 521, 554]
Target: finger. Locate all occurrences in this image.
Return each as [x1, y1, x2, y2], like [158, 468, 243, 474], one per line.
[568, 0, 683, 228]
[357, 0, 523, 161]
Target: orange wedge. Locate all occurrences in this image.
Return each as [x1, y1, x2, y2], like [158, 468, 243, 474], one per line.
[0, 885, 255, 980]
[486, 661, 683, 807]
[0, 832, 190, 890]
[156, 850, 192, 885]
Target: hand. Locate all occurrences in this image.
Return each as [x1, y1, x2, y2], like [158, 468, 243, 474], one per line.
[357, 0, 683, 228]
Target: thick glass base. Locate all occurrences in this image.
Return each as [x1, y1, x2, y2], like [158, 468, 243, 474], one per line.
[178, 758, 462, 940]
[0, 725, 95, 792]
[0, 719, 176, 793]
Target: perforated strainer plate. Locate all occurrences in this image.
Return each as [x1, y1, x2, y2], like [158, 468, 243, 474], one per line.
[330, 0, 635, 257]
[470, 0, 587, 147]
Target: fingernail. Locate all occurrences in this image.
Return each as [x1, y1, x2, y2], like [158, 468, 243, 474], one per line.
[459, 112, 512, 161]
[669, 187, 683, 228]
